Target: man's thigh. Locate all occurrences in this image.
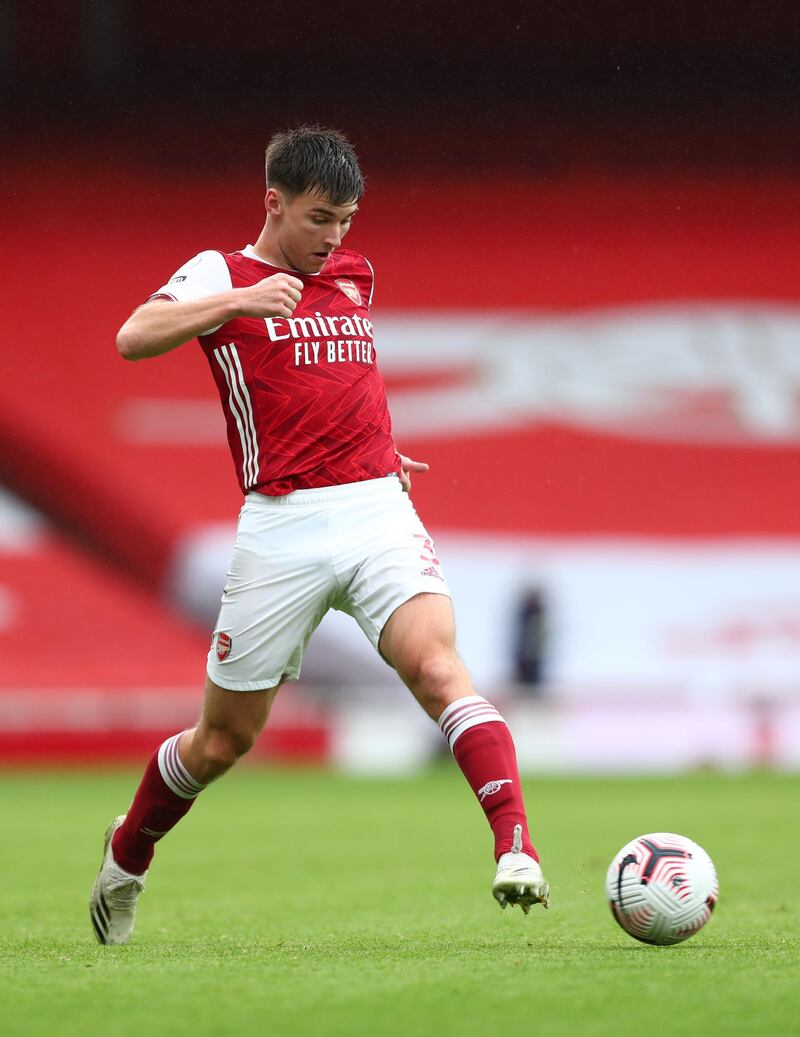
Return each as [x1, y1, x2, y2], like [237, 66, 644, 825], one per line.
[333, 483, 452, 652]
[378, 593, 474, 718]
[207, 495, 337, 691]
[378, 591, 457, 671]
[199, 675, 280, 735]
[180, 676, 281, 777]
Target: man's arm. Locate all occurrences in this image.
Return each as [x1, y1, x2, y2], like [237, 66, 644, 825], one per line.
[117, 273, 304, 362]
[117, 294, 238, 361]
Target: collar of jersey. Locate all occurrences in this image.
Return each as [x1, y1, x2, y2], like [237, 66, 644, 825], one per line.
[240, 243, 323, 276]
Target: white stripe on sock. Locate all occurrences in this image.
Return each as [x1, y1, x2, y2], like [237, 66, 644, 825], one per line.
[157, 733, 205, 800]
[165, 738, 197, 797]
[437, 695, 507, 751]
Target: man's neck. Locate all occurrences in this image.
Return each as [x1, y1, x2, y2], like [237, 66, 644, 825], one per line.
[250, 228, 290, 269]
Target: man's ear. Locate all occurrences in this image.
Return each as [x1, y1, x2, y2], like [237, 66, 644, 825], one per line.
[265, 187, 282, 217]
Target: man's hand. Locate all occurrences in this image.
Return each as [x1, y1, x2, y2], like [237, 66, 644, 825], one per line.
[116, 273, 304, 362]
[398, 454, 429, 493]
[235, 273, 304, 319]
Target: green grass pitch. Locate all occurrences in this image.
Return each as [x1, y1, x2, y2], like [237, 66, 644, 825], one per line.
[0, 767, 798, 1037]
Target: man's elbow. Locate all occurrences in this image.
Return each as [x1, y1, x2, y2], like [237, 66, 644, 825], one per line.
[116, 326, 143, 361]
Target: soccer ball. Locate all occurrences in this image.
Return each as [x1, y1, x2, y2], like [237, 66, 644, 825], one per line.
[605, 832, 718, 945]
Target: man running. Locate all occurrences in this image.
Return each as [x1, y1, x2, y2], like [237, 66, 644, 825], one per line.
[90, 126, 549, 945]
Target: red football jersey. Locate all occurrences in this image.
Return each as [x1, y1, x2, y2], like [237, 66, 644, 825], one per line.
[151, 246, 401, 495]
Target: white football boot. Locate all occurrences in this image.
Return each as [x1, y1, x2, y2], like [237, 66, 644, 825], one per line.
[89, 815, 147, 945]
[492, 823, 550, 914]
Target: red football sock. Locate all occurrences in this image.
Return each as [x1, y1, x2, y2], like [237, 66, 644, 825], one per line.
[111, 732, 205, 875]
[438, 696, 539, 862]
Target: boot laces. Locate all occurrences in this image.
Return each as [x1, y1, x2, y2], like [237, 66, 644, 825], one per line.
[106, 876, 145, 910]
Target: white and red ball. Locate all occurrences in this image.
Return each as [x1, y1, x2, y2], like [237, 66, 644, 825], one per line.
[605, 832, 718, 945]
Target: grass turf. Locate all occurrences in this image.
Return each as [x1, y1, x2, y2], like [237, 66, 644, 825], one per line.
[0, 767, 797, 1037]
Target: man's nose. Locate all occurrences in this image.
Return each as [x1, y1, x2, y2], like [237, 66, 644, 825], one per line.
[323, 228, 342, 247]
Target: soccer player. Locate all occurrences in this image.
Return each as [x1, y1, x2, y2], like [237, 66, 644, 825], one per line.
[90, 127, 549, 944]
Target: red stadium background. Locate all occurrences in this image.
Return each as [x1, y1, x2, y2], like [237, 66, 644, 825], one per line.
[2, 3, 799, 768]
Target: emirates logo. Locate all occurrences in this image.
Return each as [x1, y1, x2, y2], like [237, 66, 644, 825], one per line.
[335, 279, 362, 306]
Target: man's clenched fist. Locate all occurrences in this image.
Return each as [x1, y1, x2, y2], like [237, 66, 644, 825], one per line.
[235, 273, 304, 319]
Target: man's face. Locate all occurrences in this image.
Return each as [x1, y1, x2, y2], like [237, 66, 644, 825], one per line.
[268, 188, 359, 274]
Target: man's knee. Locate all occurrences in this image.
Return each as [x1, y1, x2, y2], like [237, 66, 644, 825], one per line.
[190, 681, 278, 778]
[403, 650, 465, 710]
[197, 724, 257, 772]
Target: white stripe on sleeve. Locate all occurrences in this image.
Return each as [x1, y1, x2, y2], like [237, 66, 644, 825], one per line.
[149, 250, 233, 334]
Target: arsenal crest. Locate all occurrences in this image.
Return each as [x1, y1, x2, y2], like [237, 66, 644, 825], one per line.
[216, 632, 232, 661]
[335, 279, 362, 306]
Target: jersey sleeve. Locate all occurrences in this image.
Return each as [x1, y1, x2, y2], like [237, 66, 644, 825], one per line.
[363, 256, 376, 306]
[147, 250, 233, 335]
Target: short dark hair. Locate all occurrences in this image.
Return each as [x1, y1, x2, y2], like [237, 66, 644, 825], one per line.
[265, 126, 364, 205]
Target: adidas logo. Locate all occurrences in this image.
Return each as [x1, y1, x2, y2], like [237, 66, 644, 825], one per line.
[420, 565, 444, 581]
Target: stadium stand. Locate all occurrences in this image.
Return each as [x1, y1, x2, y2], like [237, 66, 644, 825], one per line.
[4, 165, 799, 584]
[3, 161, 800, 765]
[0, 486, 330, 763]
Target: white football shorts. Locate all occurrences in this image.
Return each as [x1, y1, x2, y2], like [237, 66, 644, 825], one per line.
[206, 474, 452, 690]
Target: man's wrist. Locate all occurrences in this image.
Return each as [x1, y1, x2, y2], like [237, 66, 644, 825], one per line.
[224, 289, 246, 321]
